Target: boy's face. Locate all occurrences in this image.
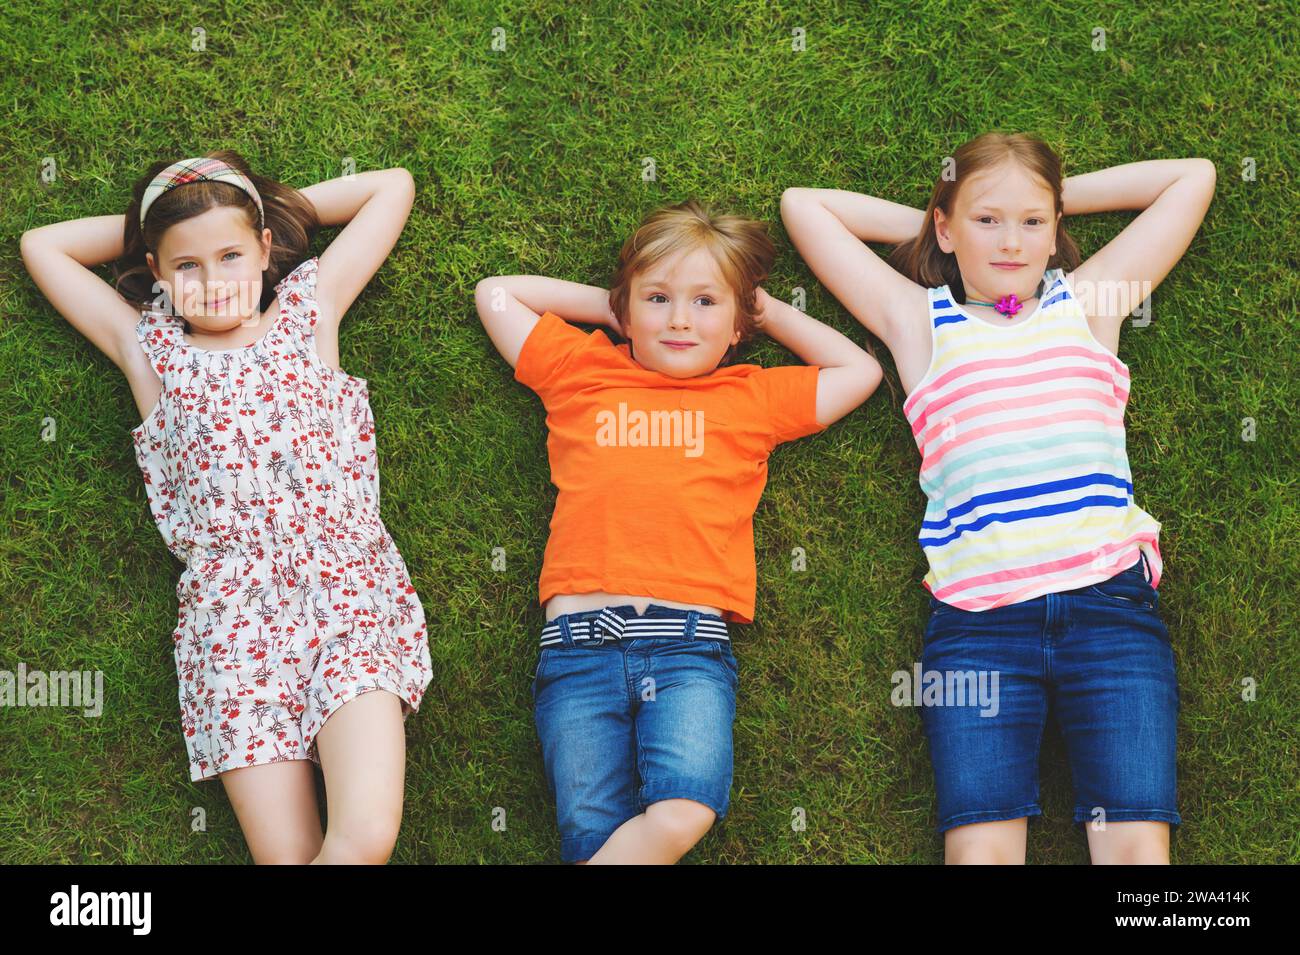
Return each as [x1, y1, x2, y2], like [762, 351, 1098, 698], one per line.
[146, 205, 272, 330]
[933, 159, 1058, 305]
[621, 245, 740, 378]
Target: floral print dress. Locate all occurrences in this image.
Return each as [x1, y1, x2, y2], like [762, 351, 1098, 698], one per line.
[130, 256, 432, 782]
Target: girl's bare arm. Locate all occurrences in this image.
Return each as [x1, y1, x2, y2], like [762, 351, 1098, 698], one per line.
[473, 275, 617, 368]
[301, 168, 415, 368]
[780, 187, 929, 351]
[755, 288, 883, 428]
[1064, 159, 1217, 326]
[19, 215, 145, 372]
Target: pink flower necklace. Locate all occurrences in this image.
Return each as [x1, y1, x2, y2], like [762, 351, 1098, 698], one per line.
[966, 278, 1045, 318]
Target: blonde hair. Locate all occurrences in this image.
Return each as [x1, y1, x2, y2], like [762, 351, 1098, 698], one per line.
[889, 132, 1081, 301]
[609, 199, 776, 364]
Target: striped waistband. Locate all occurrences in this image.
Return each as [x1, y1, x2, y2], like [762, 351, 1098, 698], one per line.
[540, 606, 730, 648]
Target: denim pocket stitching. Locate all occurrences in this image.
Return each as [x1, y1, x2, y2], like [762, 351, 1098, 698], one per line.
[532, 648, 551, 690]
[1085, 578, 1156, 610]
[716, 645, 738, 687]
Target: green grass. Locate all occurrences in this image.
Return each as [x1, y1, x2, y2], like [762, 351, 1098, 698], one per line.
[1, 0, 1296, 864]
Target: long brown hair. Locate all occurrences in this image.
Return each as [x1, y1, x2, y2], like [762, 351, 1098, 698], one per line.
[112, 149, 320, 312]
[609, 199, 776, 365]
[888, 132, 1081, 301]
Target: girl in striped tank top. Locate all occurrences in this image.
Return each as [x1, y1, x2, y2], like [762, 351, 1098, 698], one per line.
[783, 133, 1216, 864]
[908, 269, 1159, 610]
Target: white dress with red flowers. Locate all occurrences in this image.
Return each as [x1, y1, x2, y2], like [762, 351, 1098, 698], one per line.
[131, 256, 431, 781]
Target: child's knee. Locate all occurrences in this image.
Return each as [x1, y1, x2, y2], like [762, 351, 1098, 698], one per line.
[254, 845, 319, 865]
[944, 819, 1027, 864]
[946, 842, 1021, 865]
[325, 815, 401, 864]
[1089, 824, 1170, 865]
[646, 798, 717, 852]
[1105, 842, 1168, 865]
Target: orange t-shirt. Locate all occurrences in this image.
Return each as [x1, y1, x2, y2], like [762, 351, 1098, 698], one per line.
[513, 310, 826, 624]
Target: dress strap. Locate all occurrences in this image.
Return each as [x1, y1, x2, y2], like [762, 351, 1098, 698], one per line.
[134, 308, 183, 374]
[929, 285, 968, 330]
[1037, 268, 1097, 338]
[273, 256, 322, 339]
[1039, 268, 1071, 309]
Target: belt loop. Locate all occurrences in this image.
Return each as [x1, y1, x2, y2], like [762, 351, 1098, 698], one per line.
[557, 613, 575, 649]
[684, 610, 699, 640]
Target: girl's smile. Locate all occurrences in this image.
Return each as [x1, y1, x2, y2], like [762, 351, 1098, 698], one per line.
[147, 204, 272, 334]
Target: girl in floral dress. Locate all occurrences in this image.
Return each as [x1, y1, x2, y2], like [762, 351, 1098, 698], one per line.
[21, 151, 431, 864]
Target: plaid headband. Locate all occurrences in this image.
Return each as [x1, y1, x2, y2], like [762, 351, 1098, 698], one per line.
[139, 157, 264, 230]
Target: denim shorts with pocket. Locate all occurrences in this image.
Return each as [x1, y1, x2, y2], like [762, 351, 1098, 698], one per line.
[531, 604, 737, 862]
[919, 552, 1180, 835]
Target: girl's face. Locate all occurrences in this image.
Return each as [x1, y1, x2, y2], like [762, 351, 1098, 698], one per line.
[146, 205, 272, 331]
[622, 245, 740, 379]
[933, 159, 1058, 303]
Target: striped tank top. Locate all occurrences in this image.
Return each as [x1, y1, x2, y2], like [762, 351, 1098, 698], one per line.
[902, 269, 1162, 611]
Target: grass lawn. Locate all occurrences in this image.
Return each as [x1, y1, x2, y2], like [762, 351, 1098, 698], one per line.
[0, 0, 1295, 863]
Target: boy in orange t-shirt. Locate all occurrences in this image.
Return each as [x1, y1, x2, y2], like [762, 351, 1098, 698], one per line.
[475, 199, 881, 863]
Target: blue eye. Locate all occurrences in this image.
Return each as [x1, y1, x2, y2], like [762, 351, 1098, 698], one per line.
[696, 296, 714, 306]
[1026, 218, 1045, 226]
[177, 251, 240, 270]
[649, 293, 667, 303]
[977, 216, 996, 224]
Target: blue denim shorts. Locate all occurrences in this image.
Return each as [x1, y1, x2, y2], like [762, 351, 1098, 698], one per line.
[531, 604, 737, 862]
[920, 552, 1180, 834]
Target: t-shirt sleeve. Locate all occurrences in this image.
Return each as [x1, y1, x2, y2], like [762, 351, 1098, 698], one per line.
[513, 310, 598, 404]
[754, 364, 826, 447]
